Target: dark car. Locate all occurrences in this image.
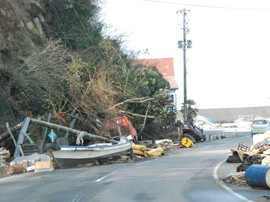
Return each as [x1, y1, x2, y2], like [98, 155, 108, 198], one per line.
[183, 123, 206, 143]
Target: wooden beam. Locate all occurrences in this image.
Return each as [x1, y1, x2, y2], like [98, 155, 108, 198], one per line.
[29, 118, 119, 144]
[14, 117, 31, 157]
[0, 122, 23, 143]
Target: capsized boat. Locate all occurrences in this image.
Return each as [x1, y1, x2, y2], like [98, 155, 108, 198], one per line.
[50, 141, 132, 168]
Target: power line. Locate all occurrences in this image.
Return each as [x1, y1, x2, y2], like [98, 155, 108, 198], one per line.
[139, 0, 270, 10]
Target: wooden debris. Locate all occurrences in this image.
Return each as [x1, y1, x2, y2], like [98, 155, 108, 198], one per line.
[237, 142, 251, 152]
[8, 165, 24, 175]
[262, 156, 270, 165]
[0, 147, 10, 159]
[0, 122, 23, 143]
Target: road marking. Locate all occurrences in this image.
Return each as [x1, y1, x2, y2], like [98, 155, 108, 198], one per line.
[213, 160, 253, 202]
[72, 196, 81, 202]
[95, 171, 117, 182]
[136, 159, 158, 166]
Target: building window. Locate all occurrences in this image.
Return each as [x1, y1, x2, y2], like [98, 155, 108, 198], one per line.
[171, 95, 174, 103]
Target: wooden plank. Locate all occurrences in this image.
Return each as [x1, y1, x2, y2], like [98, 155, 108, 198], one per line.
[65, 113, 79, 137]
[14, 117, 31, 157]
[40, 113, 51, 153]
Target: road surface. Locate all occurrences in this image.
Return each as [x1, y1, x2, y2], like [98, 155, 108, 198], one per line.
[0, 128, 266, 202]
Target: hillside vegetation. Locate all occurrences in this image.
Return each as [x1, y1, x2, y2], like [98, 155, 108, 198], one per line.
[0, 0, 176, 145]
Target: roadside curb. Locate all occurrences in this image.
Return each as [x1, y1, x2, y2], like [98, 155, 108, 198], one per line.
[206, 133, 244, 142]
[213, 160, 253, 202]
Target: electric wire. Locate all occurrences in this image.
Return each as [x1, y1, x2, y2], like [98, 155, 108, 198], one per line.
[139, 0, 270, 10]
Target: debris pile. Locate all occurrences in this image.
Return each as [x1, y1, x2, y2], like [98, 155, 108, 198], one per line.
[0, 153, 54, 177]
[0, 147, 10, 160]
[227, 139, 270, 172]
[261, 156, 270, 165]
[0, 114, 201, 177]
[225, 131, 270, 189]
[222, 172, 248, 186]
[131, 142, 164, 157]
[155, 139, 173, 150]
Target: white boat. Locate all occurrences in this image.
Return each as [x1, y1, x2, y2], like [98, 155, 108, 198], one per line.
[50, 141, 132, 168]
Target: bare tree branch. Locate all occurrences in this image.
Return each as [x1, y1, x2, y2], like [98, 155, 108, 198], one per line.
[120, 110, 155, 119]
[111, 97, 153, 109]
[139, 102, 151, 136]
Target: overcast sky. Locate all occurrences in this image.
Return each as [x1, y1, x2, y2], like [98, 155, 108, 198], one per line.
[100, 0, 270, 109]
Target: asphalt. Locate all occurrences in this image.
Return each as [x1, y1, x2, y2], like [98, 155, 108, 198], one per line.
[217, 159, 270, 202]
[1, 129, 269, 201]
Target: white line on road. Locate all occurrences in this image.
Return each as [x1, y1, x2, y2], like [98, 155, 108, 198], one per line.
[136, 159, 158, 166]
[95, 171, 117, 182]
[95, 159, 159, 182]
[72, 196, 81, 202]
[213, 160, 253, 202]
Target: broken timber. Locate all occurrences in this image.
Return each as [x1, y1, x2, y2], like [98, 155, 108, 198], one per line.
[0, 122, 23, 143]
[14, 117, 32, 157]
[29, 118, 118, 144]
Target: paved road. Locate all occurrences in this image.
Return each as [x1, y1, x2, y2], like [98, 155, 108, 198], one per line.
[0, 129, 265, 202]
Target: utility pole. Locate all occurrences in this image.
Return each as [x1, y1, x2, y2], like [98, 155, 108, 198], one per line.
[177, 8, 192, 124]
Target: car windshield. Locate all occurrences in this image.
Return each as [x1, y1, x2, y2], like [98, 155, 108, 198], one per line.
[253, 120, 267, 124]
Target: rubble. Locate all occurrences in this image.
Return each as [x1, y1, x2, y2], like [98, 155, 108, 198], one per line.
[0, 164, 8, 177]
[224, 133, 270, 189]
[155, 139, 173, 150]
[8, 164, 24, 175]
[0, 147, 10, 159]
[0, 135, 196, 177]
[0, 115, 200, 177]
[222, 172, 248, 186]
[131, 142, 164, 157]
[262, 156, 270, 165]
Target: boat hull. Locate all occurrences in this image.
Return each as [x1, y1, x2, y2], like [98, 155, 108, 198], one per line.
[51, 142, 131, 168]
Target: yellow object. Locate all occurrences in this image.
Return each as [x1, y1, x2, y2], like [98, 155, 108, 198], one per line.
[147, 147, 164, 157]
[132, 143, 146, 151]
[133, 149, 148, 157]
[181, 137, 192, 148]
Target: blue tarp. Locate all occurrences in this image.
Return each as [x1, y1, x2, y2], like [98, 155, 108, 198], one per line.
[198, 115, 214, 123]
[234, 119, 242, 124]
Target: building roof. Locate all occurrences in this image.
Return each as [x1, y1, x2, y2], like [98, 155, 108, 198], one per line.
[131, 58, 175, 77]
[164, 76, 178, 90]
[177, 106, 270, 122]
[131, 58, 178, 90]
